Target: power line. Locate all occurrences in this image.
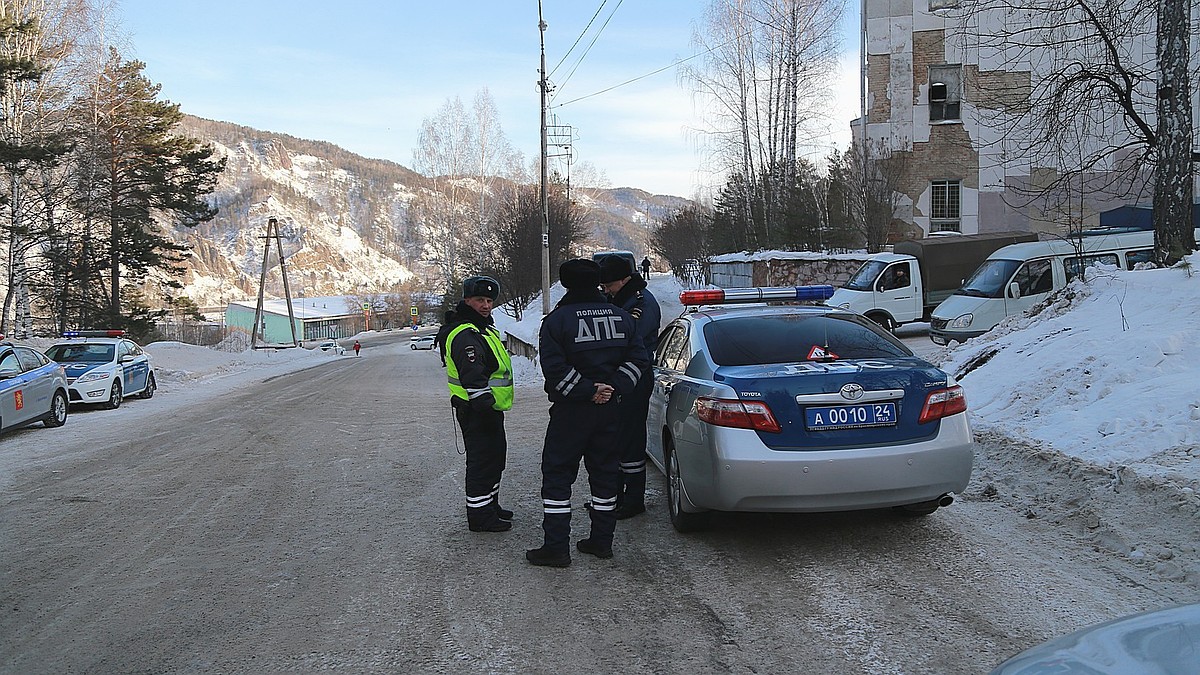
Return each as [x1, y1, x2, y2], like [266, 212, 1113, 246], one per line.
[551, 26, 754, 109]
[551, 0, 625, 102]
[549, 0, 608, 79]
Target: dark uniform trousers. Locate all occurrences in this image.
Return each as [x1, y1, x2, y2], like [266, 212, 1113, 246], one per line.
[616, 372, 654, 506]
[453, 398, 507, 525]
[540, 398, 621, 552]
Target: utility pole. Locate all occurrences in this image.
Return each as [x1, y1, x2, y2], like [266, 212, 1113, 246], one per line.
[538, 1, 551, 315]
[859, 0, 869, 238]
[251, 217, 300, 349]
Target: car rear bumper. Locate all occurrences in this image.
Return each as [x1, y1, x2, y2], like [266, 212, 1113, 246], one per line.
[680, 415, 975, 512]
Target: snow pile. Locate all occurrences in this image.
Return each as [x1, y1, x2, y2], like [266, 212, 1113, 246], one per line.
[146, 340, 330, 385]
[937, 255, 1200, 488]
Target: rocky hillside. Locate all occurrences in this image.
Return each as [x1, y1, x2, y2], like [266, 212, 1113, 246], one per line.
[166, 116, 690, 308]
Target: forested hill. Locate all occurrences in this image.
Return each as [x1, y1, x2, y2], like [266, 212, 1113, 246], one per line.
[168, 115, 690, 308]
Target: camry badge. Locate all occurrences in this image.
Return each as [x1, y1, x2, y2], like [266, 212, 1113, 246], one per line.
[840, 383, 865, 400]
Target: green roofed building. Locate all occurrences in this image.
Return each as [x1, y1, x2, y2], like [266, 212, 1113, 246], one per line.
[224, 296, 367, 345]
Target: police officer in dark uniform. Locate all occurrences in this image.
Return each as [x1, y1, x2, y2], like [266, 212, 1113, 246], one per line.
[526, 259, 649, 567]
[598, 253, 662, 520]
[438, 275, 514, 533]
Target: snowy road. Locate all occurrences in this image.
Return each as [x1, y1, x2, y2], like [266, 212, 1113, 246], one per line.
[1, 338, 1194, 673]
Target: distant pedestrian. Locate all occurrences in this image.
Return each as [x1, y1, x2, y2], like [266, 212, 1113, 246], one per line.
[353, 340, 361, 357]
[438, 275, 515, 533]
[640, 256, 651, 277]
[526, 259, 649, 567]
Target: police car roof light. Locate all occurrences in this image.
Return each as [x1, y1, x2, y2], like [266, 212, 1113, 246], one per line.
[62, 329, 125, 338]
[680, 285, 835, 306]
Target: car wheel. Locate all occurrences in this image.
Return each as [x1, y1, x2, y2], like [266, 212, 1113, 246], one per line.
[104, 380, 122, 410]
[665, 441, 709, 533]
[139, 372, 156, 399]
[410, 344, 416, 350]
[867, 312, 895, 332]
[44, 390, 68, 428]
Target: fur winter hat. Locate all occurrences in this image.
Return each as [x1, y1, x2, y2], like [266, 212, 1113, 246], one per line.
[462, 275, 500, 300]
[598, 254, 634, 283]
[559, 258, 601, 290]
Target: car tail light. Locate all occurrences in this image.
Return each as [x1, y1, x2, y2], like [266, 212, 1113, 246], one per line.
[918, 385, 967, 424]
[695, 397, 781, 433]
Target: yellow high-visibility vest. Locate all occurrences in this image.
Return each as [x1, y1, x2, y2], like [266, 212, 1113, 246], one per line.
[445, 323, 513, 411]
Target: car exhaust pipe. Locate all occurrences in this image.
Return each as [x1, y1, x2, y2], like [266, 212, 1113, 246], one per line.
[938, 492, 955, 507]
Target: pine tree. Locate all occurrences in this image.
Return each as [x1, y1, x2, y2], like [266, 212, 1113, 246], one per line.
[72, 48, 225, 329]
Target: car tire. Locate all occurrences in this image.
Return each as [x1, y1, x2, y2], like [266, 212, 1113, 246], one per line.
[44, 390, 68, 428]
[665, 441, 709, 533]
[410, 344, 416, 350]
[139, 372, 156, 399]
[867, 312, 896, 332]
[104, 380, 122, 410]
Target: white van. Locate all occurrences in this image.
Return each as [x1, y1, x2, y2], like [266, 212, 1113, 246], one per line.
[928, 229, 1169, 345]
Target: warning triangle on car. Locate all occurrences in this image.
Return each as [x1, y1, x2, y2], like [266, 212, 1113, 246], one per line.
[807, 345, 839, 360]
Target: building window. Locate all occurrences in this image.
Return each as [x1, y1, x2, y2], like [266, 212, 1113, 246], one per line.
[929, 64, 962, 122]
[931, 180, 961, 232]
[929, 0, 961, 10]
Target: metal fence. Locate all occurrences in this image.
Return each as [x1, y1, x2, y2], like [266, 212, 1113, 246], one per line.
[151, 321, 231, 347]
[679, 259, 707, 289]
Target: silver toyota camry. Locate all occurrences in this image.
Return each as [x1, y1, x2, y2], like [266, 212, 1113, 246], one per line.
[646, 286, 975, 532]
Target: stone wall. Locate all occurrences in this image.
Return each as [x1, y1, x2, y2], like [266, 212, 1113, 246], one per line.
[758, 257, 869, 287]
[707, 255, 870, 289]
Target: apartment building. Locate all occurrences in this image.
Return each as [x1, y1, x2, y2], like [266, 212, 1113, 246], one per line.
[861, 0, 1199, 236]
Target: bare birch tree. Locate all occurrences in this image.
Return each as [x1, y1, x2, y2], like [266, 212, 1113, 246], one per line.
[954, 0, 1196, 263]
[683, 0, 844, 238]
[0, 0, 91, 337]
[412, 89, 521, 293]
[412, 96, 476, 288]
[1153, 0, 1195, 263]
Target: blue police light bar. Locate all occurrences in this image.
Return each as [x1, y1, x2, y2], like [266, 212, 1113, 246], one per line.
[680, 285, 835, 306]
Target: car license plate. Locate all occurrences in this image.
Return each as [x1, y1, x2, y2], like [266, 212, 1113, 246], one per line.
[805, 402, 897, 430]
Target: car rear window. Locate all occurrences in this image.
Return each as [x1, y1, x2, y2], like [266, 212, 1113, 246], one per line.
[701, 313, 911, 366]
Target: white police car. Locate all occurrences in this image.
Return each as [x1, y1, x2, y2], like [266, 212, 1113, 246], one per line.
[44, 330, 156, 409]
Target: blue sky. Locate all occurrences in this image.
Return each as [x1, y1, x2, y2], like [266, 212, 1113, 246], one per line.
[118, 1, 859, 198]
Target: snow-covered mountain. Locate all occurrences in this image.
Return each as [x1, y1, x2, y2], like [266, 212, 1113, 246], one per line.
[167, 116, 689, 308]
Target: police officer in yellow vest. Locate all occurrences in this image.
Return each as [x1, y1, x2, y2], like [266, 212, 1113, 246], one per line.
[439, 275, 515, 532]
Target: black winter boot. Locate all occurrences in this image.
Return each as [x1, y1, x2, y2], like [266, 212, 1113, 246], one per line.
[468, 507, 512, 532]
[614, 501, 646, 520]
[494, 502, 514, 521]
[576, 538, 613, 559]
[525, 546, 571, 567]
[469, 519, 512, 533]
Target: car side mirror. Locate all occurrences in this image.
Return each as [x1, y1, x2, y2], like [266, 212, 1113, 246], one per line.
[119, 355, 134, 363]
[1008, 281, 1021, 299]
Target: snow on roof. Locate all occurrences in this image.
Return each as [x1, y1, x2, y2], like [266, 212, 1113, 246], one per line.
[709, 249, 872, 263]
[227, 295, 361, 319]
